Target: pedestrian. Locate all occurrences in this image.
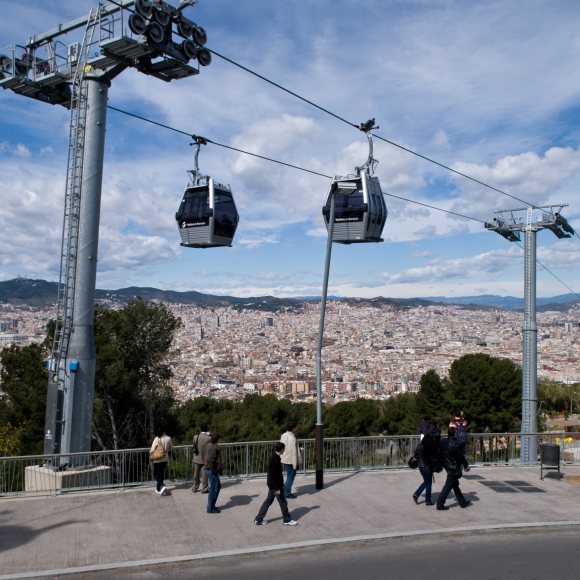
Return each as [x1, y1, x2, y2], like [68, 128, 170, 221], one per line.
[280, 421, 302, 498]
[436, 426, 471, 510]
[420, 416, 438, 440]
[150, 426, 173, 496]
[254, 442, 298, 526]
[449, 410, 469, 469]
[412, 433, 438, 506]
[204, 433, 223, 513]
[192, 424, 211, 493]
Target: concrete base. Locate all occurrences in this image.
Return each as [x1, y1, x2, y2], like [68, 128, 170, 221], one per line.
[25, 465, 112, 492]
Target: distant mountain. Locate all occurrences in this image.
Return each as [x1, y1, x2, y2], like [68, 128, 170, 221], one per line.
[0, 278, 578, 313]
[423, 294, 580, 312]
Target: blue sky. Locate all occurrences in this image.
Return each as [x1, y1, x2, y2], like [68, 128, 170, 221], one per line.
[1, 0, 579, 299]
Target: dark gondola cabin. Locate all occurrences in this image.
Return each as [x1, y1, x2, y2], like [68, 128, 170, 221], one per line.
[322, 170, 387, 243]
[176, 177, 239, 248]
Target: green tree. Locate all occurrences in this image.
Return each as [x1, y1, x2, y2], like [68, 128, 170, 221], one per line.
[325, 398, 382, 437]
[382, 392, 419, 435]
[415, 369, 449, 430]
[0, 422, 24, 456]
[447, 353, 521, 432]
[0, 343, 48, 455]
[93, 299, 181, 450]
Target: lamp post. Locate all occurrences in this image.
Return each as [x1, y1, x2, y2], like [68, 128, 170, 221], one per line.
[315, 191, 336, 490]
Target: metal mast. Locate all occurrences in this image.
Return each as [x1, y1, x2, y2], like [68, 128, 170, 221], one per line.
[1, 0, 211, 459]
[44, 8, 101, 458]
[485, 204, 575, 463]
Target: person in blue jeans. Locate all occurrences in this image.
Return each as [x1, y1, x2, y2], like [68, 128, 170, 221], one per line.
[412, 434, 439, 506]
[280, 422, 301, 498]
[203, 433, 223, 513]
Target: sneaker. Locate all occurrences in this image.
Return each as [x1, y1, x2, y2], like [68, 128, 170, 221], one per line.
[425, 501, 435, 506]
[283, 519, 298, 526]
[154, 489, 161, 495]
[254, 519, 267, 526]
[159, 486, 167, 496]
[201, 489, 209, 494]
[412, 495, 419, 505]
[208, 508, 221, 514]
[286, 493, 297, 499]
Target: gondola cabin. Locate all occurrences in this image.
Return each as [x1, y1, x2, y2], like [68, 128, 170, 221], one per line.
[322, 171, 387, 243]
[176, 177, 239, 248]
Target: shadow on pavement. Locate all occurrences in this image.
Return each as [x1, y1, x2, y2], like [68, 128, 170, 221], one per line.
[0, 520, 83, 553]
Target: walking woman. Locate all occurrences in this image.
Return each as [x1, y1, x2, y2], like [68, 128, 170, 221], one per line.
[412, 433, 438, 506]
[150, 426, 173, 496]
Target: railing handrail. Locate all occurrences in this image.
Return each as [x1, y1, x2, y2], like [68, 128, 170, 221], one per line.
[0, 432, 575, 462]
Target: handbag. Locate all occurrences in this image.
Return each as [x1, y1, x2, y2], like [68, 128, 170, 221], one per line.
[150, 438, 165, 461]
[408, 455, 419, 469]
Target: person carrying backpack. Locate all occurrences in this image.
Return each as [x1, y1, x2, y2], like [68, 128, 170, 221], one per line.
[449, 410, 469, 469]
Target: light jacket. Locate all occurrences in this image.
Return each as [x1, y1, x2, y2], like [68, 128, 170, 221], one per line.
[280, 430, 301, 468]
[150, 434, 173, 463]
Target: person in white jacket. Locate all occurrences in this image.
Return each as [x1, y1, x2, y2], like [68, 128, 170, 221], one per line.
[280, 421, 301, 498]
[150, 426, 174, 496]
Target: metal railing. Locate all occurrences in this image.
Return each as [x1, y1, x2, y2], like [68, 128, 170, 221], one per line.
[1, 432, 578, 497]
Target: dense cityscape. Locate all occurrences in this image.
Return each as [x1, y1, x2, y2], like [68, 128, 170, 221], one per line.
[1, 299, 579, 405]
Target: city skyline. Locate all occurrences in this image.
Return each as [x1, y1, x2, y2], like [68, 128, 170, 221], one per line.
[1, 0, 579, 300]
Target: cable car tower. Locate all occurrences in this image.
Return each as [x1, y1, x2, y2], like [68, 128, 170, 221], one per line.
[485, 204, 575, 464]
[0, 0, 212, 460]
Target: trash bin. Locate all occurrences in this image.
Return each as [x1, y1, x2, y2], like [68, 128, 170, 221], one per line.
[540, 443, 560, 480]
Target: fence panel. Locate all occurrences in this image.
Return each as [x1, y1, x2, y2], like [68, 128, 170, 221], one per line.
[1, 433, 577, 497]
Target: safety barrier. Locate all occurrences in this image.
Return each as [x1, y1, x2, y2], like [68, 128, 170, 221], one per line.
[1, 432, 578, 497]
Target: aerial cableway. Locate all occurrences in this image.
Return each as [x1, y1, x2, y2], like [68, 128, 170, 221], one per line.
[176, 136, 239, 248]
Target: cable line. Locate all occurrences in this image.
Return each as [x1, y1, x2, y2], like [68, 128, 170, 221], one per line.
[515, 243, 580, 302]
[383, 191, 485, 224]
[107, 104, 578, 298]
[209, 48, 360, 131]
[107, 105, 482, 221]
[209, 49, 549, 213]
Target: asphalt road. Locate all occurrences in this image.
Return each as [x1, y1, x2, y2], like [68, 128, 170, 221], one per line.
[37, 526, 579, 580]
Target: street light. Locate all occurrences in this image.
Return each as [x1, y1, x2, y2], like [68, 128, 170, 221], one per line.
[315, 120, 387, 489]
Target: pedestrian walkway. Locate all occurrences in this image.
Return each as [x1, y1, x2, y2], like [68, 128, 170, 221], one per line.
[1, 466, 579, 579]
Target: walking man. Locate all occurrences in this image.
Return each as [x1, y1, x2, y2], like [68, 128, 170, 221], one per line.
[204, 433, 223, 514]
[254, 442, 298, 526]
[280, 421, 301, 498]
[192, 424, 211, 493]
[436, 427, 471, 511]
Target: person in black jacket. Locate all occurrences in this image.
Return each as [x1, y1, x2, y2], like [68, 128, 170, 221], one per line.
[412, 433, 438, 505]
[254, 442, 298, 526]
[436, 427, 472, 510]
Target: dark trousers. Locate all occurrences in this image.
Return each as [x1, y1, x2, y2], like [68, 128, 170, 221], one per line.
[437, 469, 467, 508]
[255, 488, 291, 523]
[153, 461, 167, 492]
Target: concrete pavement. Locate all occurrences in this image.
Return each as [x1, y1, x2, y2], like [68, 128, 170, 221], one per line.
[1, 465, 579, 579]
